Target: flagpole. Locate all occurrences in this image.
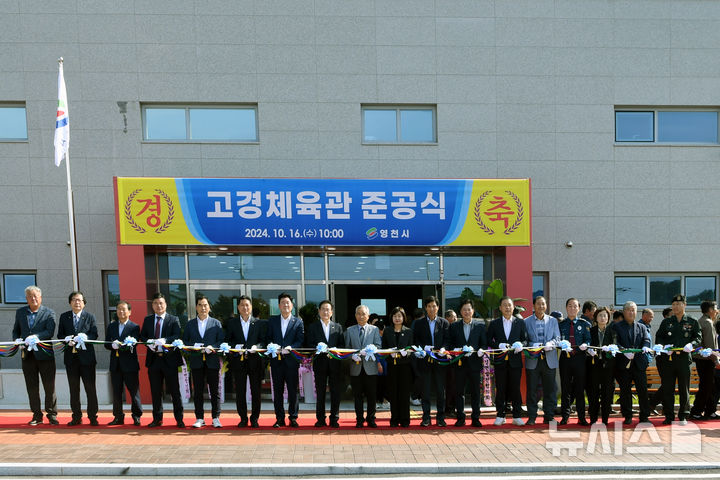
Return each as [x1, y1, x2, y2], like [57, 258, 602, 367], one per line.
[58, 57, 79, 291]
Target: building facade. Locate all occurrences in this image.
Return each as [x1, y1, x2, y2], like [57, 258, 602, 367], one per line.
[2, 0, 720, 388]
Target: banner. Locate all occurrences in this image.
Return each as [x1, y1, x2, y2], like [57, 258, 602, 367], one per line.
[116, 177, 530, 247]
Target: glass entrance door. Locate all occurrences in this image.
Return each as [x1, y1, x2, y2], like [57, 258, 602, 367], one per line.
[246, 285, 302, 319]
[188, 284, 302, 323]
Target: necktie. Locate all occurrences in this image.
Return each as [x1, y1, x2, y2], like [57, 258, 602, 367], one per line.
[359, 326, 365, 345]
[73, 314, 79, 331]
[569, 321, 576, 347]
[154, 316, 162, 338]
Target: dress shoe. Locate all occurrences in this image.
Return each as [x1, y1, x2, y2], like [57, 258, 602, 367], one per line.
[662, 418, 673, 425]
[237, 419, 248, 428]
[355, 420, 364, 428]
[273, 420, 285, 428]
[329, 420, 340, 428]
[148, 420, 163, 428]
[176, 420, 185, 428]
[525, 419, 536, 426]
[389, 420, 399, 427]
[577, 419, 590, 426]
[108, 418, 124, 426]
[400, 422, 410, 428]
[314, 419, 327, 427]
[67, 418, 82, 426]
[289, 419, 299, 428]
[436, 418, 447, 427]
[250, 419, 259, 428]
[639, 418, 650, 423]
[543, 417, 554, 424]
[454, 418, 466, 427]
[367, 420, 377, 428]
[690, 414, 704, 421]
[471, 419, 483, 427]
[623, 418, 633, 425]
[132, 416, 141, 426]
[705, 413, 720, 420]
[47, 416, 59, 425]
[649, 409, 661, 416]
[89, 418, 99, 426]
[420, 418, 431, 427]
[559, 417, 569, 425]
[28, 417, 43, 426]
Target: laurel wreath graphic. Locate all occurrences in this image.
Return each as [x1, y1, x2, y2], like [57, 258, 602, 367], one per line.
[124, 189, 146, 234]
[473, 190, 494, 235]
[154, 189, 174, 234]
[503, 190, 524, 235]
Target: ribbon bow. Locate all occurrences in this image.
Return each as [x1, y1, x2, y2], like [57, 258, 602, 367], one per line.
[25, 335, 40, 351]
[362, 344, 378, 361]
[219, 342, 230, 354]
[316, 342, 328, 355]
[123, 336, 137, 352]
[652, 344, 667, 355]
[266, 343, 280, 358]
[700, 348, 713, 358]
[462, 345, 474, 356]
[412, 345, 426, 358]
[606, 344, 620, 357]
[171, 339, 184, 350]
[73, 332, 88, 350]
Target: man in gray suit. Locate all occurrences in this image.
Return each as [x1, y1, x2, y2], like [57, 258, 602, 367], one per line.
[12, 285, 58, 425]
[345, 305, 382, 428]
[524, 295, 561, 425]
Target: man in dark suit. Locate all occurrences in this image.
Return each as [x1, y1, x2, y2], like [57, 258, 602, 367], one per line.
[448, 299, 487, 427]
[613, 300, 652, 424]
[266, 292, 304, 428]
[105, 300, 142, 426]
[345, 304, 382, 428]
[412, 295, 450, 427]
[487, 296, 527, 426]
[183, 295, 225, 428]
[306, 300, 344, 428]
[57, 291, 99, 426]
[558, 298, 592, 425]
[12, 285, 58, 425]
[140, 292, 184, 428]
[225, 295, 266, 428]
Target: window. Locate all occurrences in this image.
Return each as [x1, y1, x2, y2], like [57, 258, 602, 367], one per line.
[103, 271, 120, 325]
[362, 105, 437, 144]
[0, 104, 28, 141]
[615, 109, 719, 144]
[143, 105, 258, 142]
[532, 272, 548, 300]
[1, 273, 36, 304]
[615, 274, 717, 306]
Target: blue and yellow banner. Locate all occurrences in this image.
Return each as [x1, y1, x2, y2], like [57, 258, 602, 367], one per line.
[116, 177, 530, 246]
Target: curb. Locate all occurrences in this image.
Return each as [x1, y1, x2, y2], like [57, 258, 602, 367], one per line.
[1, 462, 720, 476]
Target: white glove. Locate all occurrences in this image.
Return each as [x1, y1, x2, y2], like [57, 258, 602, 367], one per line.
[513, 345, 523, 354]
[499, 343, 509, 350]
[399, 349, 408, 357]
[112, 340, 121, 350]
[14, 338, 23, 345]
[439, 347, 447, 355]
[642, 346, 653, 354]
[352, 354, 361, 362]
[624, 352, 634, 360]
[234, 344, 243, 350]
[147, 343, 156, 352]
[204, 346, 214, 354]
[155, 338, 166, 347]
[683, 343, 693, 353]
[250, 345, 258, 353]
[601, 345, 609, 352]
[282, 346, 291, 355]
[579, 343, 588, 351]
[588, 348, 597, 357]
[64, 335, 73, 342]
[544, 341, 555, 351]
[477, 348, 485, 357]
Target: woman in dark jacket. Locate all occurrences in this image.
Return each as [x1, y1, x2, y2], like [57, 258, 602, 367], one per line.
[382, 306, 414, 427]
[587, 306, 617, 425]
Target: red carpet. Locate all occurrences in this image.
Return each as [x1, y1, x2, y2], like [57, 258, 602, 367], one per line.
[0, 413, 706, 430]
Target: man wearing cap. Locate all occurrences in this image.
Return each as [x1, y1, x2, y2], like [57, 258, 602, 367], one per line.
[654, 294, 701, 425]
[558, 298, 592, 425]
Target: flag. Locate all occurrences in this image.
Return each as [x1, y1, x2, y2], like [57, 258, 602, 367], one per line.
[54, 59, 69, 167]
